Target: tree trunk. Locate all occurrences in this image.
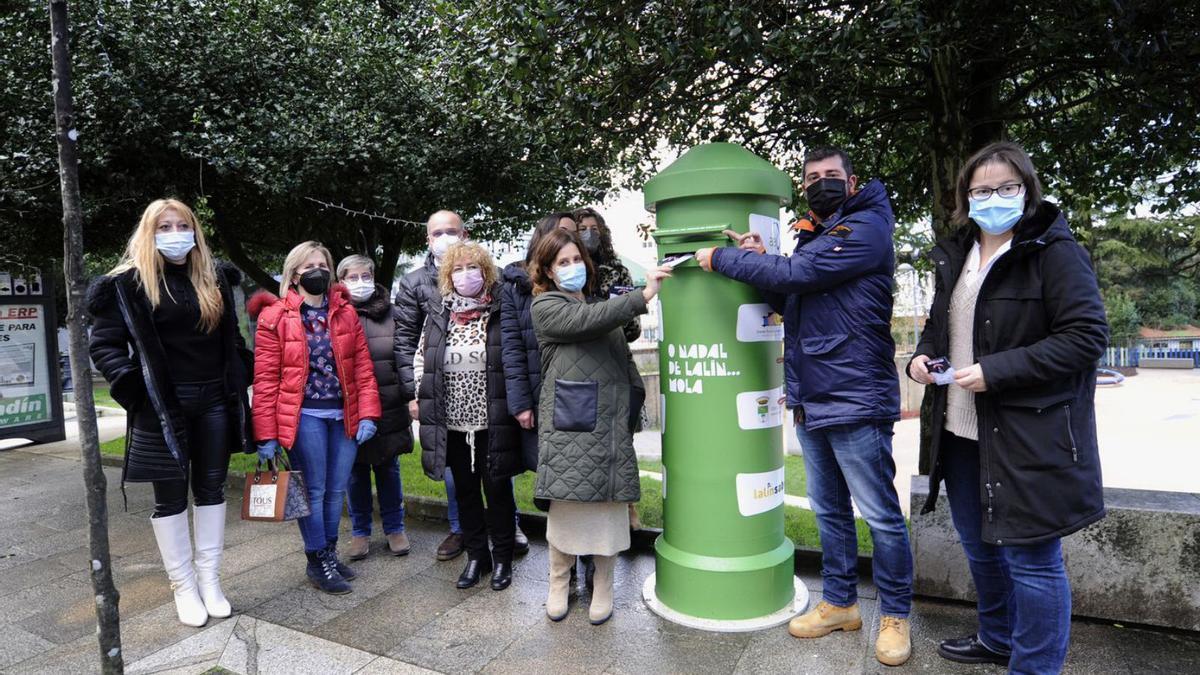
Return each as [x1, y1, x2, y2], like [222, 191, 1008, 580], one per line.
[210, 212, 277, 292]
[49, 1, 124, 672]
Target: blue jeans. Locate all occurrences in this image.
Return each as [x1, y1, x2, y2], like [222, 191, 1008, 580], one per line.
[347, 456, 405, 537]
[795, 422, 912, 618]
[940, 431, 1071, 675]
[444, 465, 462, 534]
[290, 414, 359, 553]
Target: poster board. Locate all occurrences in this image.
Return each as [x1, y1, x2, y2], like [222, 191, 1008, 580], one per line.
[0, 268, 66, 444]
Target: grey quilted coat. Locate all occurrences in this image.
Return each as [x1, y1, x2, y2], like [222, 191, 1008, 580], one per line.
[532, 290, 647, 503]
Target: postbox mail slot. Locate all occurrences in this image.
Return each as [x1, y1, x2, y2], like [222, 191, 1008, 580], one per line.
[653, 223, 732, 263]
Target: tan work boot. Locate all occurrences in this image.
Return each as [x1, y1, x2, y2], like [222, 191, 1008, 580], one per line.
[876, 616, 912, 666]
[346, 535, 370, 561]
[788, 600, 862, 638]
[546, 545, 575, 621]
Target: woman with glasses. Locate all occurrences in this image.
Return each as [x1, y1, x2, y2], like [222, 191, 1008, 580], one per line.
[336, 255, 414, 560]
[907, 142, 1108, 674]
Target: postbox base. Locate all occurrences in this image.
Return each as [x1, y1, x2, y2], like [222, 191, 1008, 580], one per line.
[642, 573, 809, 633]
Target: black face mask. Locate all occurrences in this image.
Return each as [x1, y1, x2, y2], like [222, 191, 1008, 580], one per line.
[805, 178, 848, 219]
[298, 268, 331, 295]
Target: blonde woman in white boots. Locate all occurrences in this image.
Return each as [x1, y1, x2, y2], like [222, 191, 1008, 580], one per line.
[87, 198, 254, 626]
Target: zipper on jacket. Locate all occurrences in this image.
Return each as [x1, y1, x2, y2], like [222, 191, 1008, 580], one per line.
[1065, 404, 1078, 462]
[610, 385, 619, 499]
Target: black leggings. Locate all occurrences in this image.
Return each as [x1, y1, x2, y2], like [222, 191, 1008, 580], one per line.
[446, 430, 516, 564]
[151, 380, 230, 518]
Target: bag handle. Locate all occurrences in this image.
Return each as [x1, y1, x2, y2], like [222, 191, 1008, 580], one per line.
[252, 450, 292, 484]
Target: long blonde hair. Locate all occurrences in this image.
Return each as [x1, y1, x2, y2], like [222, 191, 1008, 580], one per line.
[279, 241, 335, 297]
[110, 198, 224, 333]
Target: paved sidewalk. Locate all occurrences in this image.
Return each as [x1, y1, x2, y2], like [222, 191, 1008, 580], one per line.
[2, 444, 1198, 674]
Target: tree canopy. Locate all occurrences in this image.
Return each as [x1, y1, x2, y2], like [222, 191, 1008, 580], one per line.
[428, 0, 1200, 240]
[4, 0, 1198, 292]
[1084, 213, 1200, 332]
[1, 0, 609, 289]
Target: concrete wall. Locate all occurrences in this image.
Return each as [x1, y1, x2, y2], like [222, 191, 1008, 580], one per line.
[910, 477, 1200, 631]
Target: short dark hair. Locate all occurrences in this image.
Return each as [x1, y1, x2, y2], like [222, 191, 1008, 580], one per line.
[952, 141, 1043, 226]
[802, 147, 853, 178]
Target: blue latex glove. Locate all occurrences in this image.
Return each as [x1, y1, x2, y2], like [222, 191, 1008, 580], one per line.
[355, 419, 377, 444]
[256, 440, 279, 463]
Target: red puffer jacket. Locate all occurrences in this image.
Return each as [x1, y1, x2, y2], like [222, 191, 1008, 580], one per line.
[250, 285, 382, 449]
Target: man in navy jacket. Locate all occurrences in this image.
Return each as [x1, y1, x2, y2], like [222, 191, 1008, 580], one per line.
[697, 148, 912, 667]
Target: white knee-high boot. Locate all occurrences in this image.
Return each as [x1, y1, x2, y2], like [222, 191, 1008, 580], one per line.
[192, 503, 232, 618]
[150, 512, 208, 627]
[589, 554, 616, 625]
[547, 545, 575, 621]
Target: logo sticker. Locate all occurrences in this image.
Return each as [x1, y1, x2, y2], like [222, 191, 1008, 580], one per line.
[736, 386, 785, 430]
[249, 485, 277, 518]
[736, 303, 784, 342]
[736, 467, 786, 516]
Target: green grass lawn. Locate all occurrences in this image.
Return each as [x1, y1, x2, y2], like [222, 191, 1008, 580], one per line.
[91, 382, 120, 409]
[101, 437, 868, 552]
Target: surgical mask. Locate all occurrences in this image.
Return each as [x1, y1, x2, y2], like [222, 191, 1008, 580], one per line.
[969, 193, 1024, 235]
[298, 268, 330, 295]
[430, 234, 460, 263]
[804, 178, 848, 219]
[579, 229, 601, 254]
[155, 231, 195, 262]
[555, 262, 587, 293]
[452, 268, 485, 297]
[346, 280, 375, 302]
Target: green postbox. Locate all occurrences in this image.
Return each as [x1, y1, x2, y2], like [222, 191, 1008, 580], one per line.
[641, 142, 808, 630]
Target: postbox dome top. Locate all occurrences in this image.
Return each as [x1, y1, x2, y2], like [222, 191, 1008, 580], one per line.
[643, 142, 793, 212]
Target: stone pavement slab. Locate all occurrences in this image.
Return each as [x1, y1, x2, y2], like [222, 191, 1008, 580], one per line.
[3, 444, 1199, 674]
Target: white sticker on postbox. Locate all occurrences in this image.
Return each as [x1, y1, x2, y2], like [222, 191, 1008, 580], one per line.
[736, 467, 786, 517]
[736, 386, 785, 430]
[749, 213, 781, 255]
[249, 484, 277, 518]
[736, 303, 784, 342]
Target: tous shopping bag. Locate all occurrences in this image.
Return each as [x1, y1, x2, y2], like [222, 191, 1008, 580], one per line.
[241, 453, 312, 522]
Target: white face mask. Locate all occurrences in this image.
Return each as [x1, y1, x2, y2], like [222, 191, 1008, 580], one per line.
[155, 231, 195, 262]
[430, 234, 460, 263]
[346, 280, 375, 301]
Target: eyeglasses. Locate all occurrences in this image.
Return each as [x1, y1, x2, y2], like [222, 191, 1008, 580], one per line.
[968, 183, 1024, 201]
[343, 273, 373, 283]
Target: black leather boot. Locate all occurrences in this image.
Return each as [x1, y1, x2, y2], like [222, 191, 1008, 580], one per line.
[306, 550, 352, 595]
[490, 561, 513, 591]
[457, 556, 492, 589]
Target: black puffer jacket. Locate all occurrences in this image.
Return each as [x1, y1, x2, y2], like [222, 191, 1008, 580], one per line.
[416, 285, 523, 482]
[394, 254, 439, 402]
[87, 261, 254, 483]
[351, 285, 413, 465]
[499, 262, 540, 470]
[908, 201, 1109, 545]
